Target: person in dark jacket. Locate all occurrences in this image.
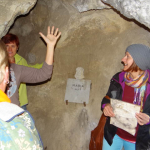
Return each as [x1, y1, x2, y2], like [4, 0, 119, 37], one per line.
[101, 44, 150, 150]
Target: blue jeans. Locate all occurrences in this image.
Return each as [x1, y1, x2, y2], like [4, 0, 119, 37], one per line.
[21, 104, 27, 110]
[102, 134, 135, 150]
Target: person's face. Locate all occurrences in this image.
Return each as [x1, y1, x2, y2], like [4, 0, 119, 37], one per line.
[5, 42, 18, 59]
[121, 52, 134, 71]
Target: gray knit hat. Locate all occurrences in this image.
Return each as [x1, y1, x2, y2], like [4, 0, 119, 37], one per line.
[126, 44, 150, 70]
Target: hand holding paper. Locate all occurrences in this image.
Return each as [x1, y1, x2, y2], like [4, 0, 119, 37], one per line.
[110, 98, 140, 135]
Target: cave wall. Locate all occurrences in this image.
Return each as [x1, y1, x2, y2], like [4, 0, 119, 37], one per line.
[2, 0, 150, 149]
[0, 0, 37, 38]
[103, 0, 150, 29]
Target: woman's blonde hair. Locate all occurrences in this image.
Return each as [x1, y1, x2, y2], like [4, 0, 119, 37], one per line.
[0, 40, 8, 83]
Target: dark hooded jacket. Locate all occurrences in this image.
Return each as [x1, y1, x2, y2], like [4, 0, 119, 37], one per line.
[101, 71, 150, 150]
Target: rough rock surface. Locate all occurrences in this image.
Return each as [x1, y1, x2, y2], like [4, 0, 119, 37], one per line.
[1, 0, 150, 39]
[10, 1, 49, 58]
[102, 0, 150, 29]
[0, 0, 37, 38]
[66, 0, 110, 12]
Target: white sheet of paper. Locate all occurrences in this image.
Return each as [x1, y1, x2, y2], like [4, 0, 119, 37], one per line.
[110, 98, 140, 135]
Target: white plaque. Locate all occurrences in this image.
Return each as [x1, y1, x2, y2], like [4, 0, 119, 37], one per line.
[110, 98, 140, 135]
[64, 78, 91, 104]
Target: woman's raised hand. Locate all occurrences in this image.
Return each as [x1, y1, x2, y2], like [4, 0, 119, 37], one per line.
[39, 26, 61, 65]
[39, 26, 61, 47]
[103, 104, 115, 117]
[136, 112, 150, 125]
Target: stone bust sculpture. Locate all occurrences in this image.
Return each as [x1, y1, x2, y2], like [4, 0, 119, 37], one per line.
[75, 67, 84, 79]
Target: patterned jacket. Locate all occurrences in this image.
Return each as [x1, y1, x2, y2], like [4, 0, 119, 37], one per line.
[0, 102, 43, 150]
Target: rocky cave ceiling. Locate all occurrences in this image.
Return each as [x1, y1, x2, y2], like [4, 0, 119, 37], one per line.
[0, 0, 37, 38]
[0, 0, 150, 38]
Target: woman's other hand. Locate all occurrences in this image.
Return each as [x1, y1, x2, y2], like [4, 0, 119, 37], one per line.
[103, 104, 115, 117]
[136, 112, 150, 125]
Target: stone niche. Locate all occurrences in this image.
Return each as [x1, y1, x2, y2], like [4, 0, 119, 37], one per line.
[1, 0, 150, 150]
